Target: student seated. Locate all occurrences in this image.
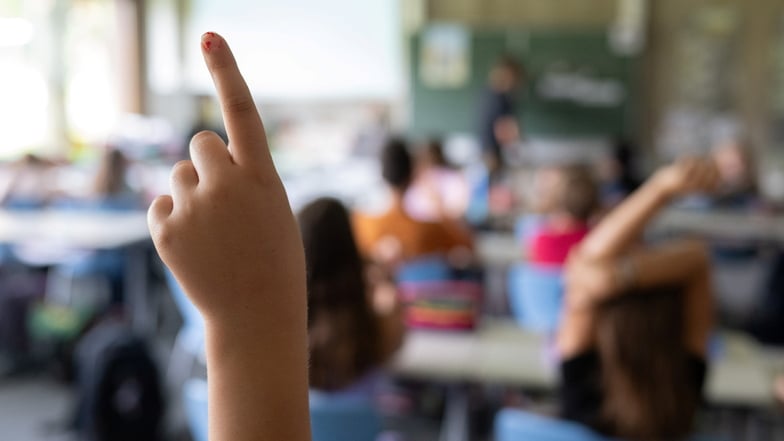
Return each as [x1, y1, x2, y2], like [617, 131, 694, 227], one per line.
[353, 138, 473, 263]
[89, 148, 142, 210]
[298, 197, 403, 398]
[527, 164, 598, 266]
[0, 153, 56, 209]
[558, 158, 717, 440]
[404, 138, 469, 222]
[596, 138, 641, 207]
[711, 136, 759, 209]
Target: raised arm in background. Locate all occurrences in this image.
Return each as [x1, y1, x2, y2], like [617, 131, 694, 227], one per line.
[578, 158, 719, 260]
[558, 158, 719, 357]
[148, 33, 311, 441]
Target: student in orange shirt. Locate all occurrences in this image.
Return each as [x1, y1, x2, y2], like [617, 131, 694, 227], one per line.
[353, 138, 473, 263]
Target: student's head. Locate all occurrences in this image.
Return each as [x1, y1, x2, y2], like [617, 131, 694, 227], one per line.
[490, 55, 524, 92]
[297, 197, 380, 390]
[94, 148, 130, 197]
[417, 138, 450, 169]
[535, 165, 598, 222]
[596, 287, 699, 439]
[711, 138, 757, 194]
[381, 137, 413, 193]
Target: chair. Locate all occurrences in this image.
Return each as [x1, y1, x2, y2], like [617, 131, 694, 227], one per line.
[396, 257, 483, 330]
[182, 378, 208, 441]
[495, 409, 726, 441]
[507, 263, 564, 333]
[495, 409, 609, 441]
[310, 391, 382, 441]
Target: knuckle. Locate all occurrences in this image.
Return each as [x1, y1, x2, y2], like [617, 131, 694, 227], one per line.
[172, 160, 196, 177]
[152, 223, 175, 250]
[222, 96, 256, 115]
[191, 130, 220, 147]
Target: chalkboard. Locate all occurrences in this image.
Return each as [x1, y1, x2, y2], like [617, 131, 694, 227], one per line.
[409, 29, 638, 139]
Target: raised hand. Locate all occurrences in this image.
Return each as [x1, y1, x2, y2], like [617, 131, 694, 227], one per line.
[147, 32, 310, 441]
[148, 32, 305, 325]
[652, 157, 720, 199]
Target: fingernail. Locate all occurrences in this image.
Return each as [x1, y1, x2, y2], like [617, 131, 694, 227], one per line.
[202, 32, 219, 53]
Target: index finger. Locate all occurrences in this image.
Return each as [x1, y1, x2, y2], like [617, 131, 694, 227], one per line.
[201, 32, 271, 168]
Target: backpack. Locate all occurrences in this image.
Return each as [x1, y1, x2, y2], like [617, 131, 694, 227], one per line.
[73, 321, 164, 441]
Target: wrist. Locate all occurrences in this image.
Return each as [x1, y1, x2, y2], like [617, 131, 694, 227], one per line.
[613, 256, 638, 294]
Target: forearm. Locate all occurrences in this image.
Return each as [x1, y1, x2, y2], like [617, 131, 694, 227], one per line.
[580, 177, 671, 260]
[625, 240, 710, 292]
[205, 310, 311, 441]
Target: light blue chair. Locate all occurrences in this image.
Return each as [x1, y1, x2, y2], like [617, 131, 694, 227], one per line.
[182, 384, 384, 441]
[496, 409, 726, 441]
[183, 378, 208, 441]
[396, 256, 453, 283]
[495, 409, 609, 441]
[507, 263, 564, 333]
[309, 392, 382, 441]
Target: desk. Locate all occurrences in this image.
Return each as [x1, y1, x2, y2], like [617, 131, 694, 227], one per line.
[391, 319, 779, 441]
[391, 319, 776, 407]
[476, 232, 521, 267]
[654, 210, 784, 243]
[0, 210, 152, 333]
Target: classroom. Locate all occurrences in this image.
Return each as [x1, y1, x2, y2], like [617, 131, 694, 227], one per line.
[1, 0, 784, 440]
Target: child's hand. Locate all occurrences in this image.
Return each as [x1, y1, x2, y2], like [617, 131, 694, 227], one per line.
[652, 157, 720, 199]
[148, 32, 305, 326]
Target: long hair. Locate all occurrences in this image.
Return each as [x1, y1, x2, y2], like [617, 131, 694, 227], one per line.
[596, 287, 700, 440]
[298, 198, 381, 391]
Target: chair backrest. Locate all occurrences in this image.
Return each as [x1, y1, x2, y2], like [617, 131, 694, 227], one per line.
[495, 409, 727, 441]
[182, 378, 208, 441]
[495, 409, 609, 441]
[310, 392, 382, 441]
[164, 267, 204, 334]
[507, 263, 564, 333]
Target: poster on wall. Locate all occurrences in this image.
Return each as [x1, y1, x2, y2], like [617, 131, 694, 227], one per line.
[656, 4, 741, 158]
[419, 24, 470, 89]
[771, 14, 784, 147]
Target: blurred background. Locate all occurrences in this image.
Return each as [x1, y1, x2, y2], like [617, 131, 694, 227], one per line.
[1, 0, 784, 440]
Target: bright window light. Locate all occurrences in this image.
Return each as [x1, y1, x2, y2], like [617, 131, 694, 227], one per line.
[0, 62, 49, 158]
[0, 18, 34, 47]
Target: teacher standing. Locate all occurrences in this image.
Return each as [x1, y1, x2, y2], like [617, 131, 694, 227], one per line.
[478, 56, 524, 179]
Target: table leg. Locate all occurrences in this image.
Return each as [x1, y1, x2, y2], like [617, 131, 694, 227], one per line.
[440, 385, 469, 441]
[125, 243, 150, 335]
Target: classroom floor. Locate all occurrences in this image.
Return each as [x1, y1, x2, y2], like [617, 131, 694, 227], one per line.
[0, 373, 74, 441]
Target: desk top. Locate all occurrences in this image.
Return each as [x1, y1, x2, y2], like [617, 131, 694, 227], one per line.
[476, 232, 522, 267]
[390, 319, 778, 409]
[653, 210, 784, 242]
[0, 210, 151, 250]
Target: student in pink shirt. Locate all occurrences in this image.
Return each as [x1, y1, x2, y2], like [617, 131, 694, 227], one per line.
[528, 165, 599, 266]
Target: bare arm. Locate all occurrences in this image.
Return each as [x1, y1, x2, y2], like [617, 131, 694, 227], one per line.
[579, 158, 719, 261]
[559, 240, 713, 357]
[148, 33, 310, 441]
[558, 159, 718, 357]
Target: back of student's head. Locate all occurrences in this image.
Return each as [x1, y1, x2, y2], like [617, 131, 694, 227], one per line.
[555, 165, 599, 222]
[490, 55, 524, 91]
[94, 148, 130, 197]
[381, 137, 413, 192]
[297, 197, 381, 390]
[596, 286, 699, 440]
[418, 138, 450, 169]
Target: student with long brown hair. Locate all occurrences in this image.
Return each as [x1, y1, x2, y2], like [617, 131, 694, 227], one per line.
[298, 197, 403, 395]
[558, 158, 719, 440]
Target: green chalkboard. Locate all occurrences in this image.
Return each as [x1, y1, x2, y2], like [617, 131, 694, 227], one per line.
[409, 29, 638, 139]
